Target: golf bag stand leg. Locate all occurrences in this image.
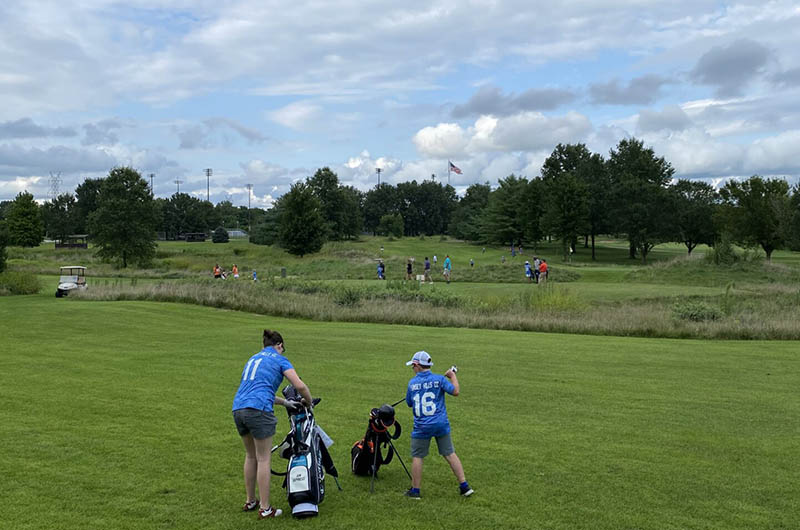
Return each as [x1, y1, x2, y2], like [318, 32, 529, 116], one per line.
[369, 439, 380, 493]
[386, 438, 412, 480]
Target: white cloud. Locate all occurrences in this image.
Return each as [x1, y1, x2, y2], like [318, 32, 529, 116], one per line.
[413, 123, 469, 158]
[268, 101, 323, 131]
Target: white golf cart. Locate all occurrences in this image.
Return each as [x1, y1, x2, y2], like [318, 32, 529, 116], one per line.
[56, 266, 87, 297]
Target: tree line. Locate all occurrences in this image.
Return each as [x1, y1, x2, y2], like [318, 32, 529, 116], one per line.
[2, 137, 800, 267]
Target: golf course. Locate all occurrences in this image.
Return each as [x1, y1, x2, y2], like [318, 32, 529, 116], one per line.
[1, 237, 798, 529]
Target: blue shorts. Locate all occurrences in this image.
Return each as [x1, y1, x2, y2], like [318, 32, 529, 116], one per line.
[410, 433, 455, 458]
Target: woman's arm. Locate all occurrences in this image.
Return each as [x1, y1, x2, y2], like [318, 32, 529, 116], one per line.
[283, 368, 313, 404]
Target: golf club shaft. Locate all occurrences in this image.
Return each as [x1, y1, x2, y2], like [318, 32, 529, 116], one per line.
[391, 398, 405, 407]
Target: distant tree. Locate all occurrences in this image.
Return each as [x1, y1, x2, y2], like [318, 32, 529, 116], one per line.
[339, 185, 364, 239]
[212, 226, 229, 243]
[88, 167, 157, 268]
[607, 138, 676, 264]
[307, 167, 346, 239]
[215, 200, 240, 229]
[672, 179, 718, 255]
[6, 191, 44, 247]
[41, 193, 77, 242]
[250, 207, 281, 246]
[74, 178, 104, 234]
[278, 182, 326, 257]
[480, 175, 528, 245]
[448, 182, 491, 241]
[521, 178, 546, 249]
[785, 185, 800, 251]
[542, 172, 590, 261]
[0, 220, 8, 272]
[0, 200, 12, 220]
[717, 176, 790, 261]
[363, 183, 401, 235]
[378, 213, 404, 238]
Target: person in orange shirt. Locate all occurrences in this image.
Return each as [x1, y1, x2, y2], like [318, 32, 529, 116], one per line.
[538, 259, 548, 284]
[214, 264, 222, 279]
[232, 264, 239, 279]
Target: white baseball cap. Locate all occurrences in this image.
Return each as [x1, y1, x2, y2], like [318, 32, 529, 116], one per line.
[406, 350, 433, 367]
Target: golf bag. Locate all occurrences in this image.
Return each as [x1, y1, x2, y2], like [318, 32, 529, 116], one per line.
[272, 385, 341, 518]
[351, 404, 409, 490]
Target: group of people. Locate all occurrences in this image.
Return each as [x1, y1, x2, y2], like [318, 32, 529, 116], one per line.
[524, 257, 549, 283]
[231, 330, 472, 519]
[379, 254, 453, 284]
[214, 264, 240, 280]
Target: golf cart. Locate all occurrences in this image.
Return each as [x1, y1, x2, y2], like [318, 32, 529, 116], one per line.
[56, 266, 87, 297]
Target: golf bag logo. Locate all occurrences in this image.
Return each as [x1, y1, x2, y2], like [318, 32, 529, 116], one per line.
[288, 456, 310, 493]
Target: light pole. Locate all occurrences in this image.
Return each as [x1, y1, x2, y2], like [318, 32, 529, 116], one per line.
[174, 179, 183, 194]
[149, 173, 155, 196]
[205, 168, 212, 202]
[375, 167, 382, 187]
[246, 183, 253, 232]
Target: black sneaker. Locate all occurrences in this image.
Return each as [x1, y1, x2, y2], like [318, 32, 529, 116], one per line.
[404, 489, 421, 500]
[460, 486, 474, 497]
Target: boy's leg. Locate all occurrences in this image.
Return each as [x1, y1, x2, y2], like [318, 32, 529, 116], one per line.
[411, 457, 424, 489]
[443, 452, 466, 483]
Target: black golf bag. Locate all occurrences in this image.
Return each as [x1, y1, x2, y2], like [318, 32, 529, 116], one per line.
[351, 404, 410, 491]
[272, 385, 341, 518]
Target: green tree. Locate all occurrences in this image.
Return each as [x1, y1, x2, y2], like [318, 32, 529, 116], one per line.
[607, 138, 676, 264]
[717, 176, 790, 261]
[41, 193, 77, 242]
[542, 172, 589, 261]
[0, 220, 8, 272]
[74, 178, 103, 234]
[339, 185, 364, 240]
[378, 213, 404, 238]
[250, 206, 281, 246]
[785, 185, 800, 251]
[212, 226, 229, 243]
[215, 200, 240, 229]
[88, 167, 157, 268]
[277, 182, 326, 257]
[449, 182, 490, 241]
[363, 183, 401, 235]
[672, 179, 718, 255]
[480, 175, 528, 245]
[307, 167, 346, 239]
[6, 191, 44, 247]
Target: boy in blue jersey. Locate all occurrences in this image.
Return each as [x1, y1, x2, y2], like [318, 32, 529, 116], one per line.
[404, 350, 473, 499]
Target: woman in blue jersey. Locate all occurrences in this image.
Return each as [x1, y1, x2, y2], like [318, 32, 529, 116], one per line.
[403, 350, 473, 499]
[232, 329, 313, 519]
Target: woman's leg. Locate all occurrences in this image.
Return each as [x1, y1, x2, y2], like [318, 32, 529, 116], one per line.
[241, 434, 257, 503]
[253, 435, 274, 508]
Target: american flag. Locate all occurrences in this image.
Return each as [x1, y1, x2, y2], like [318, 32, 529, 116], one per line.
[449, 161, 462, 174]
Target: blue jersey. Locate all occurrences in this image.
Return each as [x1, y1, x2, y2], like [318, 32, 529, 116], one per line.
[405, 370, 455, 438]
[232, 347, 294, 412]
[444, 257, 451, 270]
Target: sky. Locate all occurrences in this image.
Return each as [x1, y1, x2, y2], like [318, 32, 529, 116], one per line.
[1, 0, 799, 208]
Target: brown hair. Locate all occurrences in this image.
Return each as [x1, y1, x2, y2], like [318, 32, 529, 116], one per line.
[263, 329, 284, 348]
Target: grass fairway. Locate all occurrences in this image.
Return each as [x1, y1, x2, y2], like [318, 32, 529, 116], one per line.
[1, 295, 798, 530]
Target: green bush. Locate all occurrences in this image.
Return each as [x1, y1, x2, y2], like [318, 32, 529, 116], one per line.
[212, 227, 229, 243]
[705, 234, 739, 265]
[0, 271, 42, 295]
[672, 300, 723, 322]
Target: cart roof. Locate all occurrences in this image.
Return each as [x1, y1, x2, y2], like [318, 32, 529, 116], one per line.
[60, 266, 86, 270]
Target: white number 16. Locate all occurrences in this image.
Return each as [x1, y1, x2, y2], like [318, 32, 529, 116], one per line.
[412, 391, 436, 416]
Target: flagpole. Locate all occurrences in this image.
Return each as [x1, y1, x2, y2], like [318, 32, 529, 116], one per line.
[447, 161, 451, 186]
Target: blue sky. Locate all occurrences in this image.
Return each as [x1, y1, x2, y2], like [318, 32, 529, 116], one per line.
[2, 1, 799, 207]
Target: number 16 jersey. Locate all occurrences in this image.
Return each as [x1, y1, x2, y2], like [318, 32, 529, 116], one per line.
[405, 370, 455, 438]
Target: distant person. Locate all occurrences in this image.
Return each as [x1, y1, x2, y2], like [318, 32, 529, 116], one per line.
[533, 257, 540, 283]
[501, 255, 506, 264]
[232, 329, 313, 519]
[424, 257, 432, 283]
[252, 270, 258, 282]
[469, 258, 474, 268]
[443, 255, 452, 284]
[525, 261, 532, 282]
[380, 245, 384, 253]
[406, 259, 413, 281]
[481, 247, 485, 254]
[538, 259, 548, 284]
[518, 244, 523, 255]
[403, 351, 472, 500]
[232, 264, 239, 279]
[377, 261, 385, 280]
[214, 264, 222, 279]
[511, 246, 516, 258]
[433, 255, 438, 266]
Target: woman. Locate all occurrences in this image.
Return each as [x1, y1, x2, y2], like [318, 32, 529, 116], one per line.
[232, 329, 313, 519]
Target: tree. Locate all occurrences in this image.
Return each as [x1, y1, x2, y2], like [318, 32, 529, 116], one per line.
[480, 175, 528, 245]
[339, 185, 364, 240]
[785, 185, 800, 251]
[542, 172, 589, 261]
[88, 167, 158, 268]
[74, 178, 104, 234]
[0, 220, 8, 272]
[363, 183, 401, 235]
[378, 213, 404, 238]
[277, 182, 326, 257]
[717, 176, 790, 261]
[672, 179, 718, 255]
[42, 193, 77, 242]
[250, 207, 281, 246]
[215, 200, 240, 229]
[307, 167, 346, 239]
[449, 182, 490, 241]
[212, 226, 229, 243]
[607, 138, 676, 264]
[6, 191, 44, 247]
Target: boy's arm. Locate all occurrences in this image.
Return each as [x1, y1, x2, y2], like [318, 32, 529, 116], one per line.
[444, 369, 460, 396]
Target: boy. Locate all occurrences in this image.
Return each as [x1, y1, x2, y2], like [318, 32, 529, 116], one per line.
[404, 351, 473, 499]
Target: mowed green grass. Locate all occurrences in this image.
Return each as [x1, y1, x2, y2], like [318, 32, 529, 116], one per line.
[1, 295, 798, 530]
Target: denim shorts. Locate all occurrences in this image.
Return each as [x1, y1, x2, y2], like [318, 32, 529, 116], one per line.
[410, 433, 455, 458]
[233, 408, 277, 439]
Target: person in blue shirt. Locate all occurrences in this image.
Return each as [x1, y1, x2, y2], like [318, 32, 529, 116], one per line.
[403, 350, 473, 499]
[232, 329, 313, 519]
[525, 260, 533, 282]
[443, 255, 452, 284]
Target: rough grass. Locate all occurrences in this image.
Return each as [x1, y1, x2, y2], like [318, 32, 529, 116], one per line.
[0, 270, 42, 295]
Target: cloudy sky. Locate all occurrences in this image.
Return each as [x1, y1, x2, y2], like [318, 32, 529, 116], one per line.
[2, 1, 799, 207]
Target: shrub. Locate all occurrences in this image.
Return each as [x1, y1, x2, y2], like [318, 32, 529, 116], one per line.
[672, 300, 723, 322]
[377, 214, 403, 238]
[705, 234, 739, 265]
[0, 271, 42, 295]
[332, 286, 363, 306]
[212, 227, 229, 243]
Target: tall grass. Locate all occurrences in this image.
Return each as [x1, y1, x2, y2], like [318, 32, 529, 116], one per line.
[71, 279, 800, 340]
